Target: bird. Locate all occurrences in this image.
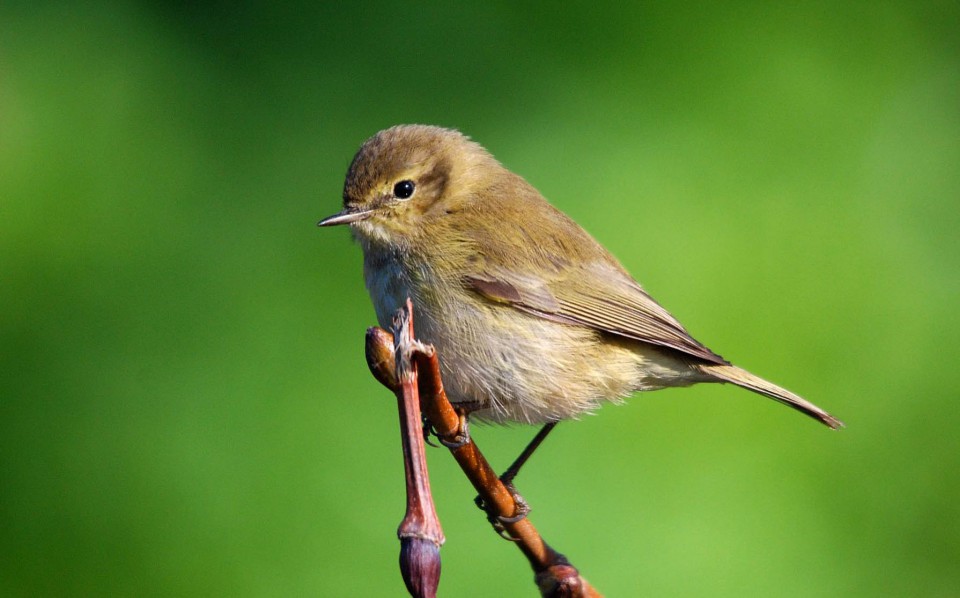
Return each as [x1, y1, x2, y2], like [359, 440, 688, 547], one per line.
[319, 125, 843, 443]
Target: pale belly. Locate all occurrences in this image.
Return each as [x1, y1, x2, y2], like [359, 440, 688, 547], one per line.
[363, 253, 698, 424]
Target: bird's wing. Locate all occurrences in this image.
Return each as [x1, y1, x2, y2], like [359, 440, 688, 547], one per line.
[453, 179, 727, 365]
[464, 263, 728, 365]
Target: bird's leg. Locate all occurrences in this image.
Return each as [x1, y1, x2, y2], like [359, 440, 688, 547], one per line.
[475, 421, 558, 538]
[499, 421, 558, 487]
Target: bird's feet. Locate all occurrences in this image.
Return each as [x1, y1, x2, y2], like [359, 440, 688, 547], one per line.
[438, 410, 470, 448]
[424, 404, 481, 449]
[475, 483, 531, 541]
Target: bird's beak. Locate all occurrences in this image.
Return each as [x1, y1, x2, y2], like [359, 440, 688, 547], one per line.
[317, 207, 374, 227]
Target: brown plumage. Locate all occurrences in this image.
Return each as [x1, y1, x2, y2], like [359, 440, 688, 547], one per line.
[320, 124, 843, 429]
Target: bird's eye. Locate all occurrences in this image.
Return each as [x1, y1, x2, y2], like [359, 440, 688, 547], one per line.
[393, 180, 415, 200]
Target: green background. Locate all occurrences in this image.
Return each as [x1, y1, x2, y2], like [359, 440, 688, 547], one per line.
[2, 2, 958, 596]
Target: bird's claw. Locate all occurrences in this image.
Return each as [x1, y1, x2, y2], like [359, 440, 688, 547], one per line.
[437, 409, 471, 449]
[474, 483, 530, 541]
[421, 416, 440, 447]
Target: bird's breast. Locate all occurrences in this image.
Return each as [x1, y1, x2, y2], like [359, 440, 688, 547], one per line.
[359, 246, 686, 425]
[363, 249, 414, 329]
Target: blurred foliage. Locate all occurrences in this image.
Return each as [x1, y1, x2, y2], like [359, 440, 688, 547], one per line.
[1, 1, 958, 596]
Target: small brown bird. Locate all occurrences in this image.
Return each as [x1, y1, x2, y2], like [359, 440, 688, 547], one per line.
[320, 125, 843, 434]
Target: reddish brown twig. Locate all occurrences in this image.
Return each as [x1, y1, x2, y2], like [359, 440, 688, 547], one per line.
[365, 299, 601, 597]
[366, 320, 444, 598]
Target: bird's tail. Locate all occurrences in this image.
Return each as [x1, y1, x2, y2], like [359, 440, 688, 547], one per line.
[698, 364, 843, 429]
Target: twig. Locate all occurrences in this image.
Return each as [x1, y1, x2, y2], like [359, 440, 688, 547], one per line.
[365, 299, 602, 597]
[366, 321, 444, 598]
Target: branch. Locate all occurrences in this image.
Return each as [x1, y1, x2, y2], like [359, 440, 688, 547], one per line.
[366, 323, 444, 598]
[365, 299, 602, 597]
